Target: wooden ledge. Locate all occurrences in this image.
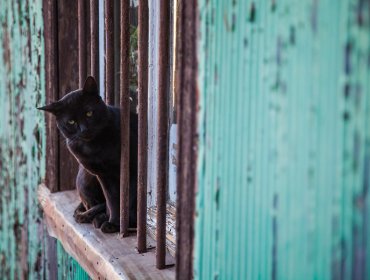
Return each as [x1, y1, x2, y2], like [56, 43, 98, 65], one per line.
[38, 184, 175, 280]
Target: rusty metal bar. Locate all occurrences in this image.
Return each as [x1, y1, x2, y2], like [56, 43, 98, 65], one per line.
[58, 0, 80, 190]
[120, 0, 131, 237]
[175, 0, 198, 278]
[105, 0, 115, 104]
[114, 0, 121, 105]
[137, 0, 149, 254]
[156, 0, 170, 270]
[42, 0, 59, 192]
[90, 0, 99, 82]
[86, 1, 91, 76]
[78, 0, 87, 87]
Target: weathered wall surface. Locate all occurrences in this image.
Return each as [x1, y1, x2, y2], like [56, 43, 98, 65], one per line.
[195, 0, 370, 279]
[0, 1, 90, 279]
[0, 0, 46, 278]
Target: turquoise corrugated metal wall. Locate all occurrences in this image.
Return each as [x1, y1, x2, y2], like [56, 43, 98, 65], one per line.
[0, 1, 90, 279]
[56, 241, 90, 280]
[195, 0, 370, 279]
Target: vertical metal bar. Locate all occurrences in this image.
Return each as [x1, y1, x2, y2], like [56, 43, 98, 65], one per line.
[176, 0, 198, 278]
[78, 0, 87, 87]
[114, 0, 121, 106]
[120, 0, 131, 237]
[86, 1, 91, 76]
[58, 0, 80, 191]
[90, 0, 99, 82]
[156, 0, 170, 270]
[98, 0, 105, 96]
[137, 0, 149, 254]
[105, 0, 115, 105]
[42, 0, 59, 192]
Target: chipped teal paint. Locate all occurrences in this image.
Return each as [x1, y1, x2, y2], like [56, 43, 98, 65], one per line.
[56, 241, 90, 280]
[0, 1, 89, 279]
[0, 0, 46, 278]
[195, 1, 370, 280]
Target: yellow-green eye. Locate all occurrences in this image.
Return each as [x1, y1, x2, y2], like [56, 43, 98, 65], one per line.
[86, 111, 93, 117]
[68, 120, 75, 125]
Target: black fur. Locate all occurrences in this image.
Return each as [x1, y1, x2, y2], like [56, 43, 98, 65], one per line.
[38, 76, 137, 233]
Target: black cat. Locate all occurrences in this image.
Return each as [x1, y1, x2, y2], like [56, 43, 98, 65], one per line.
[38, 76, 137, 233]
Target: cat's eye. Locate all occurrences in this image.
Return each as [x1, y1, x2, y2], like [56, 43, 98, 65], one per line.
[86, 111, 93, 117]
[68, 120, 75, 125]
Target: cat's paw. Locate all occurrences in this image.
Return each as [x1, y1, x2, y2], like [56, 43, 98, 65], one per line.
[101, 221, 119, 233]
[73, 203, 86, 218]
[93, 213, 108, 229]
[74, 212, 93, 224]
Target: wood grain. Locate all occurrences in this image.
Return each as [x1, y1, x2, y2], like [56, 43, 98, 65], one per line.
[38, 184, 175, 280]
[43, 0, 59, 192]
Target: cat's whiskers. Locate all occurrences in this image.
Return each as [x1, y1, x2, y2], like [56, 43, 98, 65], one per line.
[63, 135, 79, 146]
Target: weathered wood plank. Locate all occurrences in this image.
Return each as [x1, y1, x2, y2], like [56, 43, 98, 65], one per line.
[43, 0, 59, 192]
[38, 184, 175, 280]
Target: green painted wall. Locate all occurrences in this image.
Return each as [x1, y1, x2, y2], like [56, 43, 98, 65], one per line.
[0, 1, 89, 279]
[56, 241, 90, 280]
[195, 0, 370, 279]
[0, 0, 46, 278]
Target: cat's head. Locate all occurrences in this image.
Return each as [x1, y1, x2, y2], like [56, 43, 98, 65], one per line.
[38, 76, 108, 141]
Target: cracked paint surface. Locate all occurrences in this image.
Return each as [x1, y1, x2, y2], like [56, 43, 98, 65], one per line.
[0, 0, 46, 278]
[0, 1, 89, 279]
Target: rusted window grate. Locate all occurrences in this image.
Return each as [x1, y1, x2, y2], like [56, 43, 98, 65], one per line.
[78, 0, 133, 238]
[44, 0, 197, 275]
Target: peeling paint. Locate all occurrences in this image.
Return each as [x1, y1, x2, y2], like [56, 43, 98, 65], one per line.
[0, 1, 89, 279]
[0, 0, 46, 278]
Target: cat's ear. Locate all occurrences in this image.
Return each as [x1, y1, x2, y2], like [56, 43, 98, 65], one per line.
[37, 101, 62, 115]
[83, 76, 98, 95]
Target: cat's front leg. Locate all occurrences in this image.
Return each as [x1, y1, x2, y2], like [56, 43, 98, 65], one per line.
[92, 212, 108, 228]
[97, 175, 120, 233]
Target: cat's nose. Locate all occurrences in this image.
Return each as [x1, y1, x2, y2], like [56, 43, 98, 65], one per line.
[79, 124, 88, 133]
